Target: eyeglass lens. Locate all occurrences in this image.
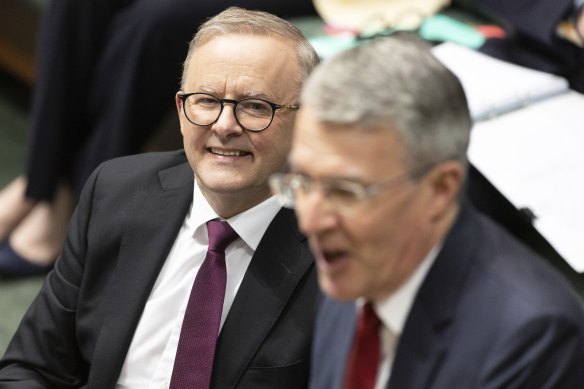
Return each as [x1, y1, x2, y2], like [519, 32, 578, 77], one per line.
[184, 93, 274, 131]
[271, 174, 367, 212]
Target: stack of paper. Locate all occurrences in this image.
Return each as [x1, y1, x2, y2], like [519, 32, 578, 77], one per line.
[468, 91, 584, 272]
[432, 42, 570, 121]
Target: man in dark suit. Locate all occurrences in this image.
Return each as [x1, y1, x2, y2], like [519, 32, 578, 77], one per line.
[0, 7, 319, 388]
[270, 34, 584, 388]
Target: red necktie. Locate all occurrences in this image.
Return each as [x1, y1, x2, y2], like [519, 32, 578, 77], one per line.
[343, 302, 382, 389]
[170, 220, 238, 389]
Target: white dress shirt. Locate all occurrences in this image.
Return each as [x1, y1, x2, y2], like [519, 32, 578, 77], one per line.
[116, 179, 281, 389]
[370, 243, 442, 389]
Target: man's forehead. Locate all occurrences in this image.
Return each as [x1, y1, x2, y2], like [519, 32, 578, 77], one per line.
[197, 31, 289, 46]
[295, 109, 392, 140]
[292, 112, 403, 165]
[193, 32, 296, 59]
[183, 34, 299, 98]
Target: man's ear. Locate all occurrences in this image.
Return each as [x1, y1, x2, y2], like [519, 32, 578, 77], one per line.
[424, 160, 465, 221]
[176, 92, 187, 137]
[175, 93, 182, 111]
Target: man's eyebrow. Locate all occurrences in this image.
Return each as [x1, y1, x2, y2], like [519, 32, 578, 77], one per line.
[241, 90, 272, 100]
[289, 167, 366, 184]
[193, 86, 218, 94]
[186, 88, 275, 100]
[322, 175, 368, 184]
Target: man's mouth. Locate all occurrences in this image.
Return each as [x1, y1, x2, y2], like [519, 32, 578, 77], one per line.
[209, 148, 251, 157]
[315, 247, 350, 275]
[322, 250, 345, 264]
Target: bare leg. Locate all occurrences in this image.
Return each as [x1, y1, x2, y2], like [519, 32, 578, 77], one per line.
[0, 176, 36, 241]
[9, 182, 75, 265]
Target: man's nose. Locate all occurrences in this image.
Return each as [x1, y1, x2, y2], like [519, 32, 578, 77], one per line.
[212, 104, 244, 137]
[295, 189, 338, 236]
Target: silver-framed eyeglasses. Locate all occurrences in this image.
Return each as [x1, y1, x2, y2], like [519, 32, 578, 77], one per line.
[269, 165, 433, 212]
[178, 92, 300, 132]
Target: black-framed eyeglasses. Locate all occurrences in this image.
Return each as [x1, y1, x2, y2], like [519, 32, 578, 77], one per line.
[178, 92, 300, 132]
[269, 164, 434, 213]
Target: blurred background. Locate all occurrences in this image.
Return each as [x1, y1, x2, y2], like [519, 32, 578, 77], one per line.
[0, 70, 42, 353]
[0, 0, 50, 353]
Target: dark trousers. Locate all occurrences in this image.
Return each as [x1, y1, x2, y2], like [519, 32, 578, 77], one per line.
[25, 0, 316, 200]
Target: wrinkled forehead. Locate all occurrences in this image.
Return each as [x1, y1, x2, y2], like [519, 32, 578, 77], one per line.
[186, 33, 300, 73]
[183, 34, 301, 98]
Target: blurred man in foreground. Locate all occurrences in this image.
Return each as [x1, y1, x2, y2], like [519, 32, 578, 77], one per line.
[271, 34, 584, 388]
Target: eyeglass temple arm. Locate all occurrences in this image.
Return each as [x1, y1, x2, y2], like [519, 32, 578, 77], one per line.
[276, 104, 300, 110]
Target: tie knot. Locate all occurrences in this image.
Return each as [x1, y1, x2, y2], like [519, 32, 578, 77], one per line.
[207, 220, 238, 252]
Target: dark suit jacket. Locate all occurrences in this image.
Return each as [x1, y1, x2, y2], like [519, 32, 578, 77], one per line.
[0, 150, 318, 388]
[454, 0, 584, 92]
[309, 204, 584, 389]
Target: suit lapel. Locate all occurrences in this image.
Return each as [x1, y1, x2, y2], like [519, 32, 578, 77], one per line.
[211, 208, 314, 388]
[388, 204, 479, 389]
[312, 297, 358, 389]
[330, 303, 358, 388]
[388, 303, 448, 389]
[88, 162, 194, 388]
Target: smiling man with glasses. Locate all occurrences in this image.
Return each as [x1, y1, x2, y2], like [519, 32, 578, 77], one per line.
[0, 7, 320, 389]
[273, 34, 584, 389]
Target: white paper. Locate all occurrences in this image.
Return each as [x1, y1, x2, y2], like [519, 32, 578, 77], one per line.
[432, 42, 570, 121]
[468, 92, 584, 271]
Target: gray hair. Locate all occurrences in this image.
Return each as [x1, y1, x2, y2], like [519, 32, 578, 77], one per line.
[181, 7, 320, 93]
[301, 34, 471, 173]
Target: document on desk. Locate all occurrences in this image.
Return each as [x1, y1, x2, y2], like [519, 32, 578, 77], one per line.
[468, 91, 584, 272]
[432, 42, 570, 121]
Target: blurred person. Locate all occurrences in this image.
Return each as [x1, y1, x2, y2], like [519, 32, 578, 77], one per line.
[455, 0, 584, 92]
[271, 34, 584, 388]
[0, 7, 319, 388]
[0, 0, 316, 278]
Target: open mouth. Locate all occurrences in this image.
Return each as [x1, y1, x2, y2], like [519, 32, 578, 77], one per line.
[322, 249, 346, 264]
[208, 147, 251, 157]
[316, 248, 350, 275]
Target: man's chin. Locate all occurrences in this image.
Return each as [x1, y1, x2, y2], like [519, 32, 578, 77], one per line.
[196, 174, 248, 193]
[319, 276, 361, 302]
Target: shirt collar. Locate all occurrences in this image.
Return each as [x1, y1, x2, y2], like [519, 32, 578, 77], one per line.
[188, 179, 282, 251]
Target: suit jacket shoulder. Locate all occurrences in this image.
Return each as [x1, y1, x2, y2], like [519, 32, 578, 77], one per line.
[390, 204, 584, 388]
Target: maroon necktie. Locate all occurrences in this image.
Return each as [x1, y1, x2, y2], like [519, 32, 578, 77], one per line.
[343, 302, 382, 389]
[170, 220, 238, 389]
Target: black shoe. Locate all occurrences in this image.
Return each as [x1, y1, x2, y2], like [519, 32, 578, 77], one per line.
[0, 239, 54, 279]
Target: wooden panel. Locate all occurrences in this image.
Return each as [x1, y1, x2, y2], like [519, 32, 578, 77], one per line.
[0, 0, 41, 84]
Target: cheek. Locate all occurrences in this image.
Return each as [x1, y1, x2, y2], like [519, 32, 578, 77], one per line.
[181, 125, 205, 148]
[347, 214, 392, 262]
[347, 215, 408, 297]
[178, 111, 191, 138]
[361, 228, 394, 265]
[348, 200, 412, 265]
[253, 127, 292, 165]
